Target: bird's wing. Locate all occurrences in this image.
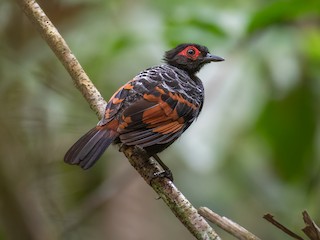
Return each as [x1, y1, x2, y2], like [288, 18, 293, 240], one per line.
[117, 85, 198, 147]
[98, 80, 136, 125]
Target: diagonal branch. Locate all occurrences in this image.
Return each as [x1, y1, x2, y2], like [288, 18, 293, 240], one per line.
[302, 210, 320, 240]
[16, 0, 221, 239]
[263, 213, 304, 240]
[199, 207, 261, 240]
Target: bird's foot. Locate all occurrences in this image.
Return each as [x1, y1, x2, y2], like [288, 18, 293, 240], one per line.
[121, 145, 174, 184]
[153, 168, 174, 182]
[149, 154, 174, 183]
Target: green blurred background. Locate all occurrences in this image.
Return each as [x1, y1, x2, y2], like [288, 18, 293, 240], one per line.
[1, 0, 319, 239]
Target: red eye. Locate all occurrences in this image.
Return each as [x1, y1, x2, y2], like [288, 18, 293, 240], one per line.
[178, 46, 201, 60]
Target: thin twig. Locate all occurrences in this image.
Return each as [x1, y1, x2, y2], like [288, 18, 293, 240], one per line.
[16, 0, 221, 239]
[263, 213, 304, 240]
[302, 211, 320, 240]
[199, 207, 261, 240]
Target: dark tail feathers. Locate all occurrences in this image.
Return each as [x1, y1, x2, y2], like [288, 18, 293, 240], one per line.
[64, 127, 118, 169]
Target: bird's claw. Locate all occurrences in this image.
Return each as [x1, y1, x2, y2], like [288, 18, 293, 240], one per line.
[153, 169, 174, 182]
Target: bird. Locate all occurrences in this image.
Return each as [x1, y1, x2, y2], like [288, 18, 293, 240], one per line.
[64, 43, 224, 179]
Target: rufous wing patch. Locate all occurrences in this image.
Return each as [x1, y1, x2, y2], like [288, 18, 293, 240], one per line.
[102, 79, 136, 122]
[116, 85, 196, 146]
[118, 116, 132, 130]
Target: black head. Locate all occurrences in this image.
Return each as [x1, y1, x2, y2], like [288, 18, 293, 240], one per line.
[164, 43, 224, 74]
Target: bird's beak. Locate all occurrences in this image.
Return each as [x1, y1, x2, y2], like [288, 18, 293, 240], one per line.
[204, 53, 225, 62]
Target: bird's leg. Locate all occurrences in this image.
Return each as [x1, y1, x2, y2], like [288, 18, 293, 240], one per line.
[119, 144, 174, 183]
[152, 154, 174, 182]
[129, 146, 173, 183]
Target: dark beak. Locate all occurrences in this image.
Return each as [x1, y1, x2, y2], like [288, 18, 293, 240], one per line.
[204, 53, 224, 62]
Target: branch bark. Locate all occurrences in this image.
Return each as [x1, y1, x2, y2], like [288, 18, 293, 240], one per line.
[199, 207, 261, 240]
[302, 211, 320, 240]
[264, 211, 320, 240]
[263, 213, 304, 240]
[16, 0, 221, 239]
[120, 145, 220, 239]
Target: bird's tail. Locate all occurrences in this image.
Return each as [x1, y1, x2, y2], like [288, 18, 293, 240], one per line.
[64, 126, 118, 169]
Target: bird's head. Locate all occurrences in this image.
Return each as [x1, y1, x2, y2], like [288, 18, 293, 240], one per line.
[164, 43, 224, 74]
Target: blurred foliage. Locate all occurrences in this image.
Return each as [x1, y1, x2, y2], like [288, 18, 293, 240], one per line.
[256, 80, 317, 182]
[0, 0, 319, 239]
[247, 0, 320, 33]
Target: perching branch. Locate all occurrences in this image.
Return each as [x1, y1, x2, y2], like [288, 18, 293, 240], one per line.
[16, 0, 221, 239]
[120, 145, 221, 240]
